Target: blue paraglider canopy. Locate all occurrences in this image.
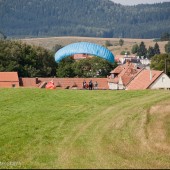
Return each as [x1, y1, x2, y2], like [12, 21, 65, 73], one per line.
[54, 42, 114, 63]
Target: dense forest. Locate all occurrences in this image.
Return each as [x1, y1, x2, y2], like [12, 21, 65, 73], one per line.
[0, 0, 170, 39]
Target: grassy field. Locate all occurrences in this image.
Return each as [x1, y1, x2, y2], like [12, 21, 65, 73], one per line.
[0, 88, 170, 169]
[21, 36, 168, 55]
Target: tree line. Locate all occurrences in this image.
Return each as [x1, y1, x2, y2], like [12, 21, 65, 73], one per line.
[0, 40, 117, 78]
[129, 41, 170, 76]
[0, 0, 170, 39]
[0, 40, 57, 77]
[56, 57, 117, 78]
[1, 39, 170, 78]
[131, 42, 160, 59]
[130, 40, 170, 76]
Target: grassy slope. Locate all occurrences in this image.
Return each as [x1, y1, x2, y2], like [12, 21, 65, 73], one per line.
[0, 88, 170, 169]
[21, 36, 168, 55]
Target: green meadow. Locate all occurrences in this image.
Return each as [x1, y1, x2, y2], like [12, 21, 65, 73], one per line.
[0, 88, 170, 169]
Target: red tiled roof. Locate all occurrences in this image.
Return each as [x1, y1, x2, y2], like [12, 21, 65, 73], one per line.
[110, 65, 123, 74]
[109, 62, 142, 86]
[115, 55, 124, 62]
[115, 55, 137, 63]
[21, 78, 109, 89]
[127, 70, 163, 90]
[121, 75, 133, 86]
[73, 54, 89, 60]
[73, 54, 92, 60]
[0, 72, 19, 82]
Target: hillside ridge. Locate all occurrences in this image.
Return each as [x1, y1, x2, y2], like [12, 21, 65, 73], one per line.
[0, 0, 170, 38]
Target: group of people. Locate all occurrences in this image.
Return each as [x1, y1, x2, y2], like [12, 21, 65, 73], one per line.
[46, 79, 99, 90]
[83, 80, 98, 90]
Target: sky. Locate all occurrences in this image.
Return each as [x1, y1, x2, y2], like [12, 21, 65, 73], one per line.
[111, 0, 170, 5]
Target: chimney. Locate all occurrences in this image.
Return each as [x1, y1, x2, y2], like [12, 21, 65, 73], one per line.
[150, 69, 152, 81]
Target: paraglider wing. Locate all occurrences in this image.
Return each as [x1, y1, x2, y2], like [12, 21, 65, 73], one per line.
[54, 42, 114, 63]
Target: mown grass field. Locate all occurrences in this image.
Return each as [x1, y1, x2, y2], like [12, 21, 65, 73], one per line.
[0, 88, 170, 169]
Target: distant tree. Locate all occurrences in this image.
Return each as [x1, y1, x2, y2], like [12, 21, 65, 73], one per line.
[119, 39, 124, 47]
[56, 57, 75, 77]
[165, 41, 170, 53]
[105, 40, 112, 47]
[147, 46, 155, 59]
[150, 53, 170, 76]
[73, 58, 92, 78]
[131, 44, 139, 54]
[57, 56, 117, 78]
[154, 42, 160, 55]
[137, 41, 147, 57]
[52, 44, 63, 53]
[89, 57, 117, 77]
[120, 51, 130, 55]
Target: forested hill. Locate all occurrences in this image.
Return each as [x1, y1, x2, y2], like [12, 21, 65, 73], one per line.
[0, 0, 170, 38]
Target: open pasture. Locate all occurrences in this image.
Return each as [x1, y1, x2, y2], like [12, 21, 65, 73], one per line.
[21, 36, 168, 55]
[0, 89, 170, 168]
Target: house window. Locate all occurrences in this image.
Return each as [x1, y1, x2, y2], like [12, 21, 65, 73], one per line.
[162, 77, 165, 82]
[111, 74, 114, 78]
[12, 84, 16, 88]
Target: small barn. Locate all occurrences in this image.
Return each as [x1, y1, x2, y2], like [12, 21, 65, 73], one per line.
[0, 72, 19, 88]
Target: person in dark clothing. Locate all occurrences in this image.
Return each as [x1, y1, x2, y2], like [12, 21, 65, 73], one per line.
[89, 80, 93, 90]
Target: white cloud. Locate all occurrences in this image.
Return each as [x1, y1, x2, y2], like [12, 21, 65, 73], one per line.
[111, 0, 170, 5]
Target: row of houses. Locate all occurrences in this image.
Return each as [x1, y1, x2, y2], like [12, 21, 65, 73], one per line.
[0, 53, 169, 90]
[1, 64, 170, 90]
[115, 54, 150, 69]
[0, 72, 109, 89]
[107, 60, 170, 90]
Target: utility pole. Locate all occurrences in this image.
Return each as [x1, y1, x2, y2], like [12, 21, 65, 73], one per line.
[165, 58, 167, 74]
[165, 58, 170, 75]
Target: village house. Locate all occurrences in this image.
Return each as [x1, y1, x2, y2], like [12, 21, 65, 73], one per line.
[72, 54, 93, 61]
[108, 60, 170, 90]
[1, 61, 170, 90]
[107, 61, 142, 90]
[115, 54, 150, 69]
[127, 70, 170, 90]
[0, 72, 19, 88]
[20, 77, 109, 90]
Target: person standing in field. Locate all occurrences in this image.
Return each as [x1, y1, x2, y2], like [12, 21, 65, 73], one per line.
[94, 81, 98, 90]
[89, 80, 93, 90]
[83, 80, 87, 89]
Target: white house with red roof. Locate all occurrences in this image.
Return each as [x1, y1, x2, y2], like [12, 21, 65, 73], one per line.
[115, 54, 150, 69]
[127, 70, 170, 90]
[108, 61, 170, 90]
[107, 61, 142, 90]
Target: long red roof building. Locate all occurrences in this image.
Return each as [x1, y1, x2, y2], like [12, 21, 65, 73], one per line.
[0, 72, 19, 87]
